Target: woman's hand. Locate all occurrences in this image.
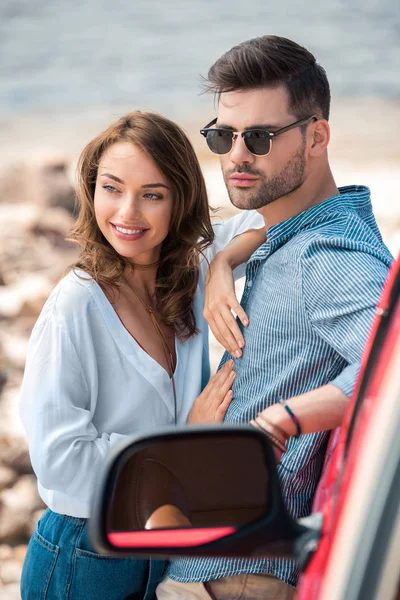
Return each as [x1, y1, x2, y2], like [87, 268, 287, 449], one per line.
[203, 255, 249, 358]
[187, 360, 236, 424]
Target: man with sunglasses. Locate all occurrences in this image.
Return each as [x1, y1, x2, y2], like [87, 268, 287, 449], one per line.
[157, 35, 393, 599]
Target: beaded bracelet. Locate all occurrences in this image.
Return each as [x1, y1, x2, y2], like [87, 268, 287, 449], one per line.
[278, 398, 302, 438]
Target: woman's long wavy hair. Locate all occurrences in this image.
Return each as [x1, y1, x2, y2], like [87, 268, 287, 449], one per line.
[68, 111, 214, 340]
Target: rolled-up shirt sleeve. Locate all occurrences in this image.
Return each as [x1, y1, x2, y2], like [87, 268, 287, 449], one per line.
[19, 316, 129, 505]
[301, 239, 392, 397]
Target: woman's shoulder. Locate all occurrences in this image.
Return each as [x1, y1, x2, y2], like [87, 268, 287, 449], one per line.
[36, 269, 100, 328]
[53, 268, 97, 304]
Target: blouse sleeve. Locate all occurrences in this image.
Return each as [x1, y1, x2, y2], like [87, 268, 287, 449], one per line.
[201, 210, 265, 281]
[19, 315, 129, 506]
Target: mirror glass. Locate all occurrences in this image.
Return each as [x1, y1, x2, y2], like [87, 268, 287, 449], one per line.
[105, 432, 270, 548]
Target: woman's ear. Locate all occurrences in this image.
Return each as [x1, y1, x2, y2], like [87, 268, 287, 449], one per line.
[308, 119, 330, 157]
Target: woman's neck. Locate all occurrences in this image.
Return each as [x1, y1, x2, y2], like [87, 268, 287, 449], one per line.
[124, 266, 158, 303]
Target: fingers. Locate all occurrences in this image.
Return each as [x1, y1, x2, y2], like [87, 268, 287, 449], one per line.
[223, 309, 245, 351]
[229, 299, 249, 328]
[188, 360, 235, 424]
[206, 315, 229, 355]
[206, 302, 246, 357]
[205, 361, 236, 417]
[214, 390, 233, 422]
[201, 359, 234, 398]
[211, 368, 236, 409]
[213, 311, 243, 358]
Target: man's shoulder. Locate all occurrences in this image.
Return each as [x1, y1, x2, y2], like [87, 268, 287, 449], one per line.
[292, 210, 392, 267]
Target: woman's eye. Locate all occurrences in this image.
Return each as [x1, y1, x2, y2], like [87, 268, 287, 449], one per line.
[143, 193, 163, 200]
[102, 184, 119, 193]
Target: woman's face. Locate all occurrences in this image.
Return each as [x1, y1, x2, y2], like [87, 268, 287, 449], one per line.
[94, 142, 173, 264]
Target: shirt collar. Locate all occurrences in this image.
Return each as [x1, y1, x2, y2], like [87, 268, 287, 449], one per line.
[253, 185, 373, 258]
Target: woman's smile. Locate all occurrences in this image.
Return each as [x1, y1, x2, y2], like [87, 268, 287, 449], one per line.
[110, 223, 149, 241]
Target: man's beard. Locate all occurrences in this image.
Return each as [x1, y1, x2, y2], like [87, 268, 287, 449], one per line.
[223, 138, 307, 210]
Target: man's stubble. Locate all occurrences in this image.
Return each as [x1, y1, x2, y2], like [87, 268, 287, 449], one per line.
[223, 137, 307, 211]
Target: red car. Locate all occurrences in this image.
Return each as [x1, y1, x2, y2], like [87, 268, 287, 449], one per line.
[91, 252, 400, 600]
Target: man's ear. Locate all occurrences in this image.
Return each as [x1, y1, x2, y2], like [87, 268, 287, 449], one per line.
[308, 120, 330, 157]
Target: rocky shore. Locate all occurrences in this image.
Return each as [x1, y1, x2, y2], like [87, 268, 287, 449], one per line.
[0, 158, 79, 598]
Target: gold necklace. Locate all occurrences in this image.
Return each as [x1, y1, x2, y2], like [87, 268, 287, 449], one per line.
[127, 282, 177, 425]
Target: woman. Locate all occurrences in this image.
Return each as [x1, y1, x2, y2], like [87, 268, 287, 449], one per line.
[19, 111, 265, 599]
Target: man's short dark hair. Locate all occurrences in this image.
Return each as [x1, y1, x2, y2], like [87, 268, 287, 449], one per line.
[206, 35, 330, 121]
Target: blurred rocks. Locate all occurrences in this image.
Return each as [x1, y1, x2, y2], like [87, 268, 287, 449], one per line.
[0, 157, 76, 214]
[0, 156, 79, 594]
[0, 466, 17, 492]
[0, 436, 32, 476]
[0, 544, 28, 595]
[0, 476, 45, 543]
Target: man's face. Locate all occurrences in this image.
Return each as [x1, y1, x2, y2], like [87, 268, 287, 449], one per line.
[217, 86, 308, 210]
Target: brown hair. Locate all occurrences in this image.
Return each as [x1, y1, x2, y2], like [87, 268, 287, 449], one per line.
[68, 111, 214, 340]
[205, 35, 331, 121]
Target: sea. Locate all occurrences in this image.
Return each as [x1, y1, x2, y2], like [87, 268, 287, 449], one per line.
[0, 0, 399, 121]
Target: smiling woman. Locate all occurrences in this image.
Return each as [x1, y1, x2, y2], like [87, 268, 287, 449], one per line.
[18, 111, 265, 600]
[69, 111, 218, 341]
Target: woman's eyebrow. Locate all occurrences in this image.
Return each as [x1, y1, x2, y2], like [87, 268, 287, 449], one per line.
[99, 174, 169, 190]
[142, 183, 170, 190]
[100, 173, 125, 184]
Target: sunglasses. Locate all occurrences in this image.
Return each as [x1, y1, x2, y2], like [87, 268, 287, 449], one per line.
[200, 115, 317, 157]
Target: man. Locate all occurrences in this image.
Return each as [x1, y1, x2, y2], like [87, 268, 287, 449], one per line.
[157, 35, 393, 599]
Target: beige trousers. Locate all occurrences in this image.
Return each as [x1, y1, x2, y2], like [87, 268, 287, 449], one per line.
[156, 574, 296, 600]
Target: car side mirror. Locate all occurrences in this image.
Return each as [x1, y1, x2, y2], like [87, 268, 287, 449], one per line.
[90, 425, 306, 558]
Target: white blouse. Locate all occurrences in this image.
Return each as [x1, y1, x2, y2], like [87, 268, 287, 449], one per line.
[19, 211, 264, 518]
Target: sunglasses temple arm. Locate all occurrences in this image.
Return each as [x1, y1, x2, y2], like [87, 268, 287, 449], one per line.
[203, 118, 218, 129]
[274, 115, 317, 137]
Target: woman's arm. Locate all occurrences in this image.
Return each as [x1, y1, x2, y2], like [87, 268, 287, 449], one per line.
[204, 224, 266, 357]
[19, 315, 130, 506]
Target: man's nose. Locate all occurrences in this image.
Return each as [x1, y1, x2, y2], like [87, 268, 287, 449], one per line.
[228, 135, 255, 166]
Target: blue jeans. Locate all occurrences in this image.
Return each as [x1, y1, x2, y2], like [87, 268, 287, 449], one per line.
[21, 509, 166, 600]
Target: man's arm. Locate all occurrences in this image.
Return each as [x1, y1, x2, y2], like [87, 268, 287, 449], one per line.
[256, 241, 392, 446]
[256, 383, 348, 439]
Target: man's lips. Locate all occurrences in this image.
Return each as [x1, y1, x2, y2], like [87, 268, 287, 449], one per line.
[230, 174, 259, 187]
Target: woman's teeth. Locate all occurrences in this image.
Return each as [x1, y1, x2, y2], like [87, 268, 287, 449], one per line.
[115, 226, 144, 234]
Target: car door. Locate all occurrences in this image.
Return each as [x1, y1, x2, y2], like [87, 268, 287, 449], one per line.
[299, 254, 400, 600]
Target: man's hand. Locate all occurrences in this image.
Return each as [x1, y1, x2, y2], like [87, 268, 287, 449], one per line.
[203, 255, 249, 358]
[187, 360, 235, 424]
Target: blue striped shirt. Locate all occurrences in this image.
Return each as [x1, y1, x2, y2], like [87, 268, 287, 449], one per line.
[167, 186, 393, 586]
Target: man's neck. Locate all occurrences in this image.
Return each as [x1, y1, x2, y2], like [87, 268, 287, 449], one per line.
[257, 166, 339, 230]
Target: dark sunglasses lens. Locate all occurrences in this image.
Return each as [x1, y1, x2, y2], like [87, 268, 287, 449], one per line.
[206, 130, 233, 155]
[244, 131, 271, 156]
